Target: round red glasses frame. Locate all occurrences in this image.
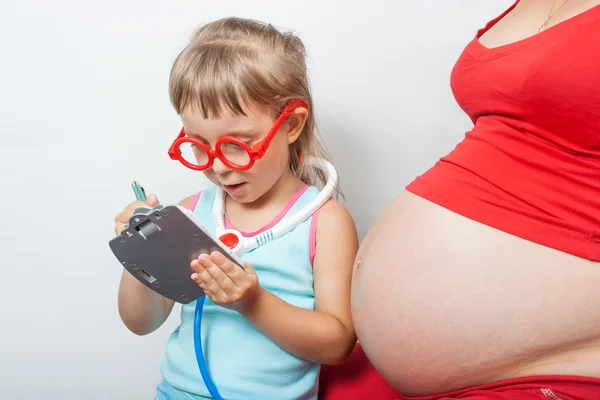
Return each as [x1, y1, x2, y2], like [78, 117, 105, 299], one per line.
[168, 99, 308, 171]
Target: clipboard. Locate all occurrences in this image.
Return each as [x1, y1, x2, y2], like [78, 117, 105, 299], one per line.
[109, 204, 244, 304]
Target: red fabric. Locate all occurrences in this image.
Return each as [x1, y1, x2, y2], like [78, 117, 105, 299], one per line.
[318, 345, 600, 400]
[406, 0, 600, 261]
[318, 343, 401, 399]
[398, 376, 600, 400]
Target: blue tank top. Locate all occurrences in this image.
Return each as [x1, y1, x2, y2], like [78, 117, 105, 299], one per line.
[159, 185, 320, 400]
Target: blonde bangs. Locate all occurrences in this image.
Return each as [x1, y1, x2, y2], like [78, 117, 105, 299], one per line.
[169, 41, 282, 119]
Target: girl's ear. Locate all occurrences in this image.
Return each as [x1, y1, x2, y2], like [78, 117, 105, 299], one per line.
[285, 107, 308, 145]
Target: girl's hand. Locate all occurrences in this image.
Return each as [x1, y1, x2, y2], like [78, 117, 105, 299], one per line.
[114, 194, 160, 235]
[191, 251, 260, 312]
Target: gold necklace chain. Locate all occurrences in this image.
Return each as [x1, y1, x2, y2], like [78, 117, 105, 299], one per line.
[538, 0, 570, 33]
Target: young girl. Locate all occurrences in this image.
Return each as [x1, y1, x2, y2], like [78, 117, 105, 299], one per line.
[114, 17, 358, 400]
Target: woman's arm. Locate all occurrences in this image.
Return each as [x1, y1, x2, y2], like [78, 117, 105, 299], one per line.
[117, 194, 196, 335]
[191, 199, 359, 364]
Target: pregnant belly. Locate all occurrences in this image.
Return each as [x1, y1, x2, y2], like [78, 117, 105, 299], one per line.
[351, 190, 600, 396]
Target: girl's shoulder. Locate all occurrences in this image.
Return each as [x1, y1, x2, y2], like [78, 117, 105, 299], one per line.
[178, 193, 198, 210]
[313, 199, 357, 261]
[317, 199, 356, 234]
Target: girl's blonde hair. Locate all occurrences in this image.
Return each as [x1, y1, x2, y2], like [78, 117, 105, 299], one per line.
[169, 17, 337, 192]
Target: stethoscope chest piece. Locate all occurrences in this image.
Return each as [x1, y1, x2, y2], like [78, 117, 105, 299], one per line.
[218, 229, 244, 256]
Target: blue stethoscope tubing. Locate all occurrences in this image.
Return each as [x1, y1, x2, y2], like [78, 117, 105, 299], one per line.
[194, 294, 223, 400]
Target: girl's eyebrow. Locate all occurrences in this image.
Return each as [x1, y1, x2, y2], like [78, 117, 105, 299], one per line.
[225, 127, 258, 138]
[186, 131, 207, 142]
[187, 128, 259, 141]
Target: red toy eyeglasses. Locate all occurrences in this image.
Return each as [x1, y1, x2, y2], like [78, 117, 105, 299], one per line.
[168, 99, 308, 171]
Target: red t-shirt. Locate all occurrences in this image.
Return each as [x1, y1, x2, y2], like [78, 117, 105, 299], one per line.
[407, 1, 600, 261]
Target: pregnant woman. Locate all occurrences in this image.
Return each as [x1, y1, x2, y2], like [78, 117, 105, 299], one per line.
[351, 1, 600, 399]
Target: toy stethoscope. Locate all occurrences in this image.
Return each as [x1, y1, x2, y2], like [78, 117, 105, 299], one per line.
[193, 156, 338, 400]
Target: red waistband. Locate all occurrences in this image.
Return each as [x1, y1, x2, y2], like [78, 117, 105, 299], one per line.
[396, 375, 600, 400]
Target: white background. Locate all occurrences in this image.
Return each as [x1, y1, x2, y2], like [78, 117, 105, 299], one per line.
[0, 1, 512, 398]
